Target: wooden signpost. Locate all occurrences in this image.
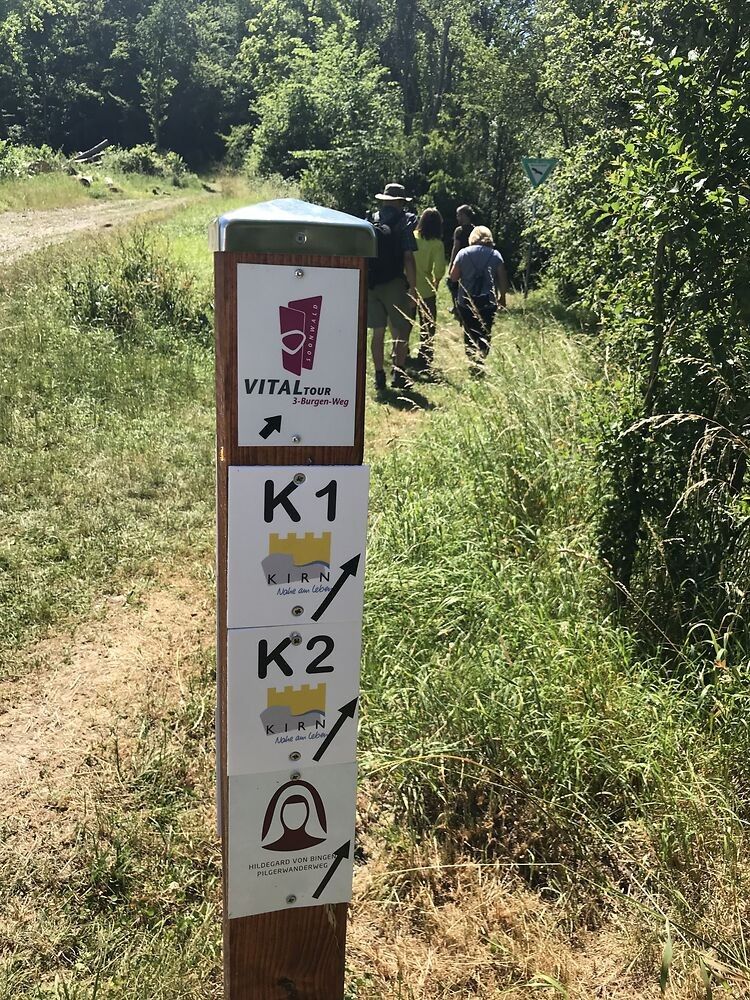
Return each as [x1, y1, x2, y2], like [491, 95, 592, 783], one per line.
[209, 200, 376, 999]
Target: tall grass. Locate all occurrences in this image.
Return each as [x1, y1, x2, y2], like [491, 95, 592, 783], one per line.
[361, 306, 750, 970]
[0, 230, 216, 672]
[61, 229, 212, 348]
[0, 172, 200, 212]
[0, 178, 294, 672]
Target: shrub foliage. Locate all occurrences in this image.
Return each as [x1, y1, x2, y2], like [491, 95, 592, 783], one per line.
[538, 0, 750, 660]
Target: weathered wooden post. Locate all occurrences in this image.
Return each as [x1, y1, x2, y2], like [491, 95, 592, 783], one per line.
[209, 200, 376, 999]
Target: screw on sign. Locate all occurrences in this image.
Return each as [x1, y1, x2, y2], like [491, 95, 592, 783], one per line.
[209, 200, 376, 999]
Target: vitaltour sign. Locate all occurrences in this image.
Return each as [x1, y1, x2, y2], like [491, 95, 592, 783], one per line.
[210, 198, 375, 999]
[237, 264, 361, 448]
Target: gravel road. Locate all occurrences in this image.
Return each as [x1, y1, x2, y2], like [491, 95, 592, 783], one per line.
[0, 196, 192, 265]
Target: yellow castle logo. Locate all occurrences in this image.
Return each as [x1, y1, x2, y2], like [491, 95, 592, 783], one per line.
[268, 531, 331, 567]
[267, 683, 327, 715]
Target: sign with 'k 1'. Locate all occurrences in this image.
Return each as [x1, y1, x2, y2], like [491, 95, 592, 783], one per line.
[227, 466, 369, 629]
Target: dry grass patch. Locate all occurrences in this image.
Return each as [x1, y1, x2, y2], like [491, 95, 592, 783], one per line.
[0, 574, 212, 826]
[348, 801, 668, 1000]
[0, 571, 220, 997]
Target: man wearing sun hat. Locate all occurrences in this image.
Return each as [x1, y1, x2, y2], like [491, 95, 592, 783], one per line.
[367, 182, 418, 392]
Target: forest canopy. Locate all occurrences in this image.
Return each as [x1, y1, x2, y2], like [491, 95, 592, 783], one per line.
[2, 0, 749, 666]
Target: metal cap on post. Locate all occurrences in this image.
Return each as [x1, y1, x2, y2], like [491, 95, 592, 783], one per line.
[209, 198, 377, 257]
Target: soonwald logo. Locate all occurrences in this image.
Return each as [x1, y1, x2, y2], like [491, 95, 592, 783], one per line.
[279, 296, 322, 375]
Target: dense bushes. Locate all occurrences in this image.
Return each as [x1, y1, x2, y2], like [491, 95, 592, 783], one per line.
[0, 139, 197, 190]
[537, 0, 750, 661]
[0, 141, 60, 178]
[102, 145, 193, 187]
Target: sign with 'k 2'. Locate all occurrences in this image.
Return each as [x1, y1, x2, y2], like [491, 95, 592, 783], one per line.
[227, 620, 361, 775]
[236, 263, 361, 448]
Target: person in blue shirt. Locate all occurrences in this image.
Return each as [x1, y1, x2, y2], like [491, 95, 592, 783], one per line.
[450, 226, 508, 371]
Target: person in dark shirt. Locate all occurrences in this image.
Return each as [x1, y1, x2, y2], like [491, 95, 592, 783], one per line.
[367, 182, 418, 391]
[447, 204, 476, 314]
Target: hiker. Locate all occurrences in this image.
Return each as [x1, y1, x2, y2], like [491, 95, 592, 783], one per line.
[450, 225, 508, 370]
[411, 207, 446, 372]
[367, 182, 418, 391]
[446, 204, 476, 314]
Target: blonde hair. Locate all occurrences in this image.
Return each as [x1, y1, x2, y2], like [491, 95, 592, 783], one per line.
[469, 225, 494, 246]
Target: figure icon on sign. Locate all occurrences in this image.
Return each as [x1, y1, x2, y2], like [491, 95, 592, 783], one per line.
[261, 779, 328, 852]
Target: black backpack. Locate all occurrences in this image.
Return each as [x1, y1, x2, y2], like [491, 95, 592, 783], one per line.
[367, 211, 414, 289]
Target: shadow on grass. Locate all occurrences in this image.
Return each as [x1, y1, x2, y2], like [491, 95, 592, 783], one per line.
[374, 385, 436, 411]
[511, 287, 596, 334]
[411, 367, 463, 392]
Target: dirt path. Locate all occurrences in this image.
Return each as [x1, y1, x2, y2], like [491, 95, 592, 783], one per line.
[0, 580, 212, 838]
[0, 570, 656, 999]
[0, 195, 194, 265]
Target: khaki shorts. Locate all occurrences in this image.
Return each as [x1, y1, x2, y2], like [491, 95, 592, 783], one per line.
[367, 277, 413, 337]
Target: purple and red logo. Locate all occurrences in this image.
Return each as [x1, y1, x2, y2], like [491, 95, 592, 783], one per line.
[279, 296, 322, 376]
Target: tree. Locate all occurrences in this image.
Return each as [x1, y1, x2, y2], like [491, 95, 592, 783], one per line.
[0, 0, 90, 145]
[135, 0, 191, 147]
[247, 17, 405, 215]
[539, 0, 750, 660]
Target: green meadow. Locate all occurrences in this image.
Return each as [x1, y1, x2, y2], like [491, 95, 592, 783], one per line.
[1, 189, 748, 999]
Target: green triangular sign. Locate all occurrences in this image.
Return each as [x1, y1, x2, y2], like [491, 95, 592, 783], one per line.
[522, 157, 558, 188]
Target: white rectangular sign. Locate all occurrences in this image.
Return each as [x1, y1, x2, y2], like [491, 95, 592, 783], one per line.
[237, 263, 360, 448]
[227, 465, 369, 629]
[228, 764, 356, 918]
[227, 621, 361, 775]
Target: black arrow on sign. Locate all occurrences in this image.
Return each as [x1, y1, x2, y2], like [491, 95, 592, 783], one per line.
[259, 415, 282, 439]
[312, 697, 358, 762]
[310, 554, 361, 622]
[312, 841, 351, 900]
